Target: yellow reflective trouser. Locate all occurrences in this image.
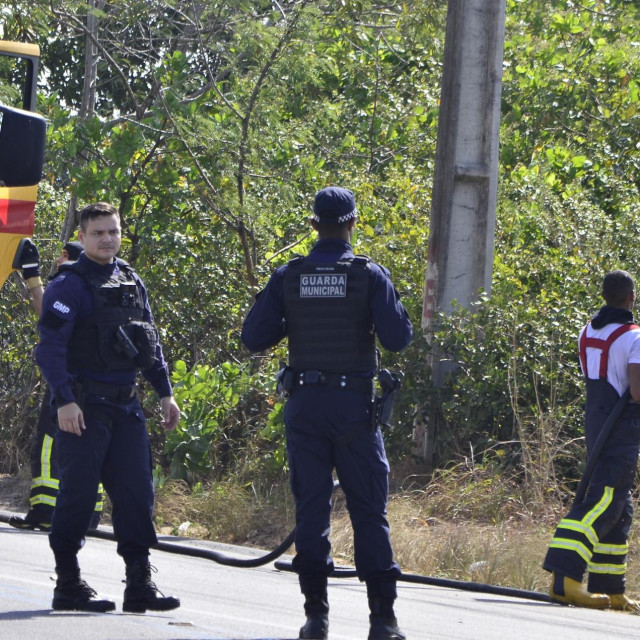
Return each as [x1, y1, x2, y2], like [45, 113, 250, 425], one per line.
[545, 485, 628, 588]
[30, 433, 104, 514]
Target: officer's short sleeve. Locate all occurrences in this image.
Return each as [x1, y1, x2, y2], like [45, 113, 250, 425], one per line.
[627, 329, 640, 365]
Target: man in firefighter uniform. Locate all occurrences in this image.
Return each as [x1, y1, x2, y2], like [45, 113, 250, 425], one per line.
[10, 241, 104, 532]
[242, 187, 413, 640]
[17, 237, 44, 315]
[543, 269, 640, 610]
[35, 202, 180, 613]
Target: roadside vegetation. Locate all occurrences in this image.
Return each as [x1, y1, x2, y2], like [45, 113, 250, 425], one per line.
[2, 0, 640, 598]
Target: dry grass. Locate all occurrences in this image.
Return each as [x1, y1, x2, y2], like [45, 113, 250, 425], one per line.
[154, 458, 640, 598]
[329, 461, 563, 593]
[155, 477, 296, 548]
[380, 498, 555, 592]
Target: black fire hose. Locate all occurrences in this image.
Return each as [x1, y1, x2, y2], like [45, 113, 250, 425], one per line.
[0, 485, 549, 603]
[83, 525, 550, 603]
[91, 470, 549, 604]
[271, 560, 549, 603]
[88, 526, 297, 568]
[0, 511, 550, 603]
[573, 388, 630, 506]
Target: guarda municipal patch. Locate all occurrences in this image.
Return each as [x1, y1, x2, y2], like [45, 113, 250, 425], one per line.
[299, 273, 347, 298]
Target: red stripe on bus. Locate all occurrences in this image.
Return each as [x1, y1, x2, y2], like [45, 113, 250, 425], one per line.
[0, 198, 35, 235]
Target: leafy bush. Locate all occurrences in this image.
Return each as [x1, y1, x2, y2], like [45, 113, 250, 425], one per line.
[166, 360, 252, 480]
[419, 153, 640, 478]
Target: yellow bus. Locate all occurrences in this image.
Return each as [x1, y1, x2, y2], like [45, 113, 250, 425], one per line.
[0, 41, 46, 288]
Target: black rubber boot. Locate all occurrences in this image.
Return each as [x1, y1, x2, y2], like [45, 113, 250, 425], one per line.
[9, 507, 53, 531]
[52, 569, 115, 612]
[123, 559, 180, 613]
[299, 575, 329, 640]
[367, 580, 406, 640]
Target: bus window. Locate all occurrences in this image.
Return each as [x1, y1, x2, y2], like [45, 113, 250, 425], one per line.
[0, 55, 29, 109]
[0, 41, 39, 111]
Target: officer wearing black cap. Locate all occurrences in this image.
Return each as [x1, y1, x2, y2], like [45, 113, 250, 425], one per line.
[242, 186, 412, 640]
[59, 241, 84, 265]
[10, 240, 104, 532]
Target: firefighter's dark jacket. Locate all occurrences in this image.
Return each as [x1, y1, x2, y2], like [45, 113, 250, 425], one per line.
[35, 253, 172, 407]
[241, 238, 413, 367]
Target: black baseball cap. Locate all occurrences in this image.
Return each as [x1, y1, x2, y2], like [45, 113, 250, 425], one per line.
[312, 187, 357, 224]
[63, 241, 83, 261]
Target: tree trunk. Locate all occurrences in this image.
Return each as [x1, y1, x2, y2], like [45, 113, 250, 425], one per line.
[59, 0, 103, 243]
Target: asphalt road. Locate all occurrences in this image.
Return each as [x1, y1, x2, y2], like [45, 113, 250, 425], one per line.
[1, 511, 640, 639]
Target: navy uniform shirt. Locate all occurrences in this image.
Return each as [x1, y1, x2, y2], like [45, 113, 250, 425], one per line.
[35, 253, 173, 407]
[241, 238, 413, 362]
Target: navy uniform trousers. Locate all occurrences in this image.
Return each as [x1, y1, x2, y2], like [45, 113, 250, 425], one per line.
[50, 391, 157, 563]
[285, 386, 401, 582]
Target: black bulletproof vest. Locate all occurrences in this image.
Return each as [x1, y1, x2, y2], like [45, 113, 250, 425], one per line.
[282, 255, 377, 373]
[59, 259, 147, 372]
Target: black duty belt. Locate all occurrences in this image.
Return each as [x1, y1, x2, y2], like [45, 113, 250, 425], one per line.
[291, 370, 374, 394]
[79, 378, 137, 402]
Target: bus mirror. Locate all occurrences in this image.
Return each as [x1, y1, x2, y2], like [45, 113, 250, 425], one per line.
[0, 105, 46, 187]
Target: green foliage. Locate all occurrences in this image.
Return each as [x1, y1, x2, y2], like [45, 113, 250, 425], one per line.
[0, 283, 42, 473]
[425, 151, 640, 470]
[165, 360, 251, 479]
[396, 0, 640, 472]
[261, 399, 287, 470]
[4, 0, 640, 488]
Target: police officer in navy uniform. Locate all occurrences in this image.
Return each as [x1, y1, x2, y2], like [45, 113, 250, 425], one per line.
[544, 270, 640, 611]
[35, 202, 181, 613]
[11, 241, 104, 532]
[242, 187, 412, 640]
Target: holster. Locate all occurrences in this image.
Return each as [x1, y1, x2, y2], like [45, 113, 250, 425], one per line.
[276, 366, 295, 397]
[371, 369, 404, 430]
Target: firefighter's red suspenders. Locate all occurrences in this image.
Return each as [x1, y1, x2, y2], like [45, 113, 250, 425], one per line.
[579, 323, 640, 378]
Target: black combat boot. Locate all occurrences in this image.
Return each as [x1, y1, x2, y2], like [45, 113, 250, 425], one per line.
[122, 559, 180, 613]
[367, 580, 406, 640]
[52, 569, 115, 612]
[299, 574, 329, 640]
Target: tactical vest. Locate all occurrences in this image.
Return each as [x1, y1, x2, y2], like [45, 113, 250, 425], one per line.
[282, 255, 377, 372]
[58, 259, 155, 372]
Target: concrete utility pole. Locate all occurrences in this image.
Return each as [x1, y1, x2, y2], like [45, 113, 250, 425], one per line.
[414, 0, 506, 462]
